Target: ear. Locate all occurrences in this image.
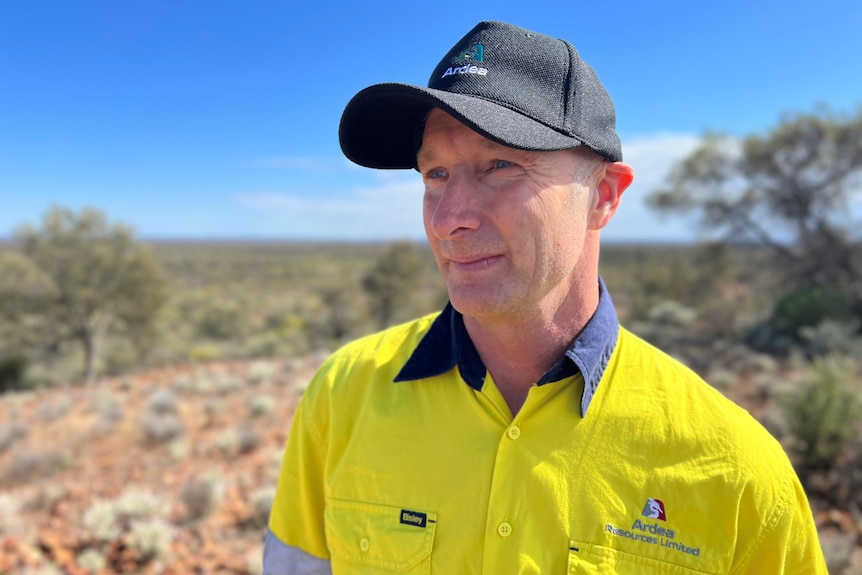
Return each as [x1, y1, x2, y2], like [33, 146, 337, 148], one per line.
[588, 162, 634, 230]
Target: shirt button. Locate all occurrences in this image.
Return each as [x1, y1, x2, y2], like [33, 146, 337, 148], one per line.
[497, 522, 513, 537]
[507, 425, 521, 440]
[359, 537, 370, 551]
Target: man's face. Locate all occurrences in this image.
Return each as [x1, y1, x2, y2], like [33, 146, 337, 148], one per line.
[417, 108, 601, 321]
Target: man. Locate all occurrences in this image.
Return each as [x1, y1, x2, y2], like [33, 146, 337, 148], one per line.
[265, 21, 827, 574]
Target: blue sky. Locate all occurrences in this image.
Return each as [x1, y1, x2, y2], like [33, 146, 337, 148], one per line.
[2, 1, 860, 243]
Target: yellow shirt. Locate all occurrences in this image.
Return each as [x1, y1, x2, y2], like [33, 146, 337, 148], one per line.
[268, 304, 826, 574]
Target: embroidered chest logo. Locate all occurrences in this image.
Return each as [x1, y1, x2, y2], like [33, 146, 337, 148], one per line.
[605, 497, 703, 558]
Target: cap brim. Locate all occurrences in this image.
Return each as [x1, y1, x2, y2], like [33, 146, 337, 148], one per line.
[338, 83, 584, 169]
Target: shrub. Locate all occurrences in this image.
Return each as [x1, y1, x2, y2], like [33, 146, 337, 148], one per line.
[705, 368, 737, 393]
[799, 319, 862, 357]
[213, 428, 235, 454]
[76, 548, 107, 574]
[746, 287, 858, 356]
[83, 488, 172, 550]
[646, 300, 697, 327]
[35, 396, 74, 422]
[247, 486, 276, 530]
[819, 530, 854, 575]
[246, 551, 264, 575]
[138, 412, 185, 445]
[0, 421, 29, 453]
[83, 499, 123, 542]
[759, 403, 791, 442]
[193, 373, 217, 394]
[168, 440, 190, 462]
[113, 488, 170, 518]
[138, 388, 184, 444]
[248, 361, 277, 385]
[246, 394, 276, 418]
[0, 354, 27, 393]
[195, 299, 251, 340]
[214, 375, 243, 395]
[128, 518, 174, 559]
[189, 343, 221, 361]
[0, 493, 23, 537]
[23, 484, 66, 513]
[203, 398, 225, 416]
[773, 286, 854, 332]
[782, 356, 860, 475]
[179, 474, 217, 521]
[88, 390, 123, 415]
[236, 423, 262, 454]
[143, 388, 179, 415]
[362, 241, 423, 328]
[19, 565, 63, 575]
[89, 391, 125, 435]
[3, 448, 67, 484]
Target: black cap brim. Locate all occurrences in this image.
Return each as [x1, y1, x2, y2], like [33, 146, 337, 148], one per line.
[338, 82, 585, 170]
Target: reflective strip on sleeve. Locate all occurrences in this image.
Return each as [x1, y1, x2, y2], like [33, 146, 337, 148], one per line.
[263, 529, 332, 575]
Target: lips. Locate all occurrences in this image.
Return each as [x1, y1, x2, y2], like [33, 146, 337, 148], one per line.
[445, 254, 504, 271]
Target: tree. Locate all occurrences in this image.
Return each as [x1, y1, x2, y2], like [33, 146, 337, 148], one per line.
[0, 250, 57, 390]
[362, 241, 423, 329]
[1, 207, 169, 383]
[647, 106, 862, 298]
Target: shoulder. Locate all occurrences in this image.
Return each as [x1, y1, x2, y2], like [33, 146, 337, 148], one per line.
[605, 327, 794, 482]
[601, 329, 818, 565]
[321, 311, 440, 382]
[297, 312, 440, 412]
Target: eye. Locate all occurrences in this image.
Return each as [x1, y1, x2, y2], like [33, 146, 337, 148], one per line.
[493, 159, 516, 169]
[425, 167, 448, 180]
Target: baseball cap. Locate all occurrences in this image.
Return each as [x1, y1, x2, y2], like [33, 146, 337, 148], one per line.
[338, 21, 622, 169]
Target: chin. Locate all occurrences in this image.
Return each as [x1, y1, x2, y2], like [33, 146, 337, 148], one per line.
[447, 287, 513, 319]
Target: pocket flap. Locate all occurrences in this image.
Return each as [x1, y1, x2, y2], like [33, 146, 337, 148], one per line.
[325, 499, 436, 571]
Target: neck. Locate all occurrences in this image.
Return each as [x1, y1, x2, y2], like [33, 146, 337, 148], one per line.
[463, 272, 600, 415]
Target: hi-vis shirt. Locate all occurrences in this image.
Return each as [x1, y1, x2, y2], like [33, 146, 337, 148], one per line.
[264, 290, 827, 574]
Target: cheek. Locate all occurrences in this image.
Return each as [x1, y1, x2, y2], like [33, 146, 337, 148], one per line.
[422, 192, 437, 227]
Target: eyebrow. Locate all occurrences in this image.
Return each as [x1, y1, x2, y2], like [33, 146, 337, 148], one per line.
[416, 137, 516, 169]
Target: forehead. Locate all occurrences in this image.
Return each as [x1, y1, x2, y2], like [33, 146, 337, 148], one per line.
[417, 108, 527, 164]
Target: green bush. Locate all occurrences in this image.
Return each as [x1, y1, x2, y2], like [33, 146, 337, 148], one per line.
[773, 286, 854, 332]
[0, 354, 27, 393]
[195, 299, 251, 341]
[745, 287, 858, 356]
[782, 356, 860, 474]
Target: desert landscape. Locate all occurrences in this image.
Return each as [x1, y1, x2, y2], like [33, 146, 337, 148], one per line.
[1, 240, 860, 574]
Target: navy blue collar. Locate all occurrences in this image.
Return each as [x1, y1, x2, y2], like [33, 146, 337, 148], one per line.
[394, 278, 619, 417]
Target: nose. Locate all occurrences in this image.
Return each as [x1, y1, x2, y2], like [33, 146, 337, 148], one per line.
[425, 170, 482, 240]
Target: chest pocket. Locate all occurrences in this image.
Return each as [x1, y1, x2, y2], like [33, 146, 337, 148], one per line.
[325, 498, 437, 573]
[568, 540, 715, 575]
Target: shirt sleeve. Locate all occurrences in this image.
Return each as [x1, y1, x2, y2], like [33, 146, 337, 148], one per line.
[264, 390, 331, 574]
[730, 471, 828, 575]
[263, 530, 332, 575]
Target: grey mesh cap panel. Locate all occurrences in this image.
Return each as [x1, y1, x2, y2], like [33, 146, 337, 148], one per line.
[339, 21, 622, 169]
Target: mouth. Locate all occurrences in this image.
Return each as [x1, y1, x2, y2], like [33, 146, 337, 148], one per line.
[446, 254, 504, 272]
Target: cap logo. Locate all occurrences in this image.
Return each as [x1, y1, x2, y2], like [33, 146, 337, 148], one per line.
[455, 43, 484, 63]
[442, 43, 488, 78]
